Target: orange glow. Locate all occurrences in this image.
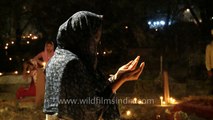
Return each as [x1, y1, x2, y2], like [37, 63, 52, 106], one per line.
[126, 110, 131, 116]
[42, 62, 46, 69]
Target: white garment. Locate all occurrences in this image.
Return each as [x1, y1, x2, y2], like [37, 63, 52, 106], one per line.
[205, 44, 213, 71]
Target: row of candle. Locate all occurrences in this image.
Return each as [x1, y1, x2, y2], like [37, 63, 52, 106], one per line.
[160, 96, 176, 105]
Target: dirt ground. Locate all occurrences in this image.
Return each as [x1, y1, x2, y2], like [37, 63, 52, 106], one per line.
[0, 100, 45, 120]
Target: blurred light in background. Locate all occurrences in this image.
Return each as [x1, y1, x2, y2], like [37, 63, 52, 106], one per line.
[186, 8, 190, 12]
[14, 71, 18, 74]
[147, 20, 170, 29]
[126, 110, 131, 116]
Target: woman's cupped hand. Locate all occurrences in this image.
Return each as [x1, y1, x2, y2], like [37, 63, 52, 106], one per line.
[114, 56, 145, 82]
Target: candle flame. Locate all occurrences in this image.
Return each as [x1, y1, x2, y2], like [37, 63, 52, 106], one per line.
[138, 100, 143, 104]
[169, 97, 176, 104]
[126, 110, 131, 116]
[42, 62, 46, 69]
[133, 97, 137, 103]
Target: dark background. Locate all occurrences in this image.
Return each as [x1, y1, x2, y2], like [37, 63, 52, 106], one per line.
[0, 0, 213, 81]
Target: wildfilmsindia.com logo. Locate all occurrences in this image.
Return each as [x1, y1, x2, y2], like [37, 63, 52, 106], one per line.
[55, 97, 155, 105]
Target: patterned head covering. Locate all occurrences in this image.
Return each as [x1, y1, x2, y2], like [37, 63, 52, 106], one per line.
[56, 11, 103, 70]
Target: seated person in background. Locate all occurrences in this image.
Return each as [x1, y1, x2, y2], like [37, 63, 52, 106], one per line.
[16, 59, 37, 99]
[17, 41, 54, 104]
[17, 58, 46, 106]
[33, 41, 54, 106]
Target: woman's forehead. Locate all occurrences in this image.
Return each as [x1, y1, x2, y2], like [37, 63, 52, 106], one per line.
[46, 43, 53, 46]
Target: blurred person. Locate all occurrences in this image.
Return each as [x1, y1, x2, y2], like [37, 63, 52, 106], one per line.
[206, 32, 213, 95]
[33, 40, 54, 106]
[22, 41, 54, 76]
[206, 30, 213, 79]
[205, 39, 213, 78]
[16, 59, 37, 99]
[18, 41, 54, 106]
[33, 41, 55, 67]
[43, 11, 145, 120]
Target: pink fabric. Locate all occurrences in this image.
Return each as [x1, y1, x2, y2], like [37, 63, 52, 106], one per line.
[42, 48, 54, 63]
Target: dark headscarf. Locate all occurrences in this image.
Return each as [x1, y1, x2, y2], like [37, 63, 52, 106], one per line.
[51, 12, 120, 119]
[56, 11, 103, 70]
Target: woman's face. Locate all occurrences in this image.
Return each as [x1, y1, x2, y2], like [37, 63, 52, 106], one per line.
[46, 43, 54, 52]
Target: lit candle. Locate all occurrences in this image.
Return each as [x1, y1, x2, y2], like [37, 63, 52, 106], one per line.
[133, 97, 137, 104]
[42, 62, 46, 69]
[173, 98, 176, 103]
[169, 97, 176, 104]
[160, 96, 163, 105]
[156, 115, 160, 119]
[0, 72, 3, 76]
[162, 101, 166, 105]
[32, 36, 38, 40]
[138, 100, 143, 104]
[27, 70, 30, 74]
[126, 110, 131, 116]
[169, 97, 173, 103]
